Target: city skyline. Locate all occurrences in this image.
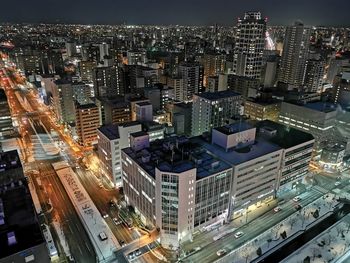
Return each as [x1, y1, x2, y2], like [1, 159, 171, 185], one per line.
[2, 0, 350, 26]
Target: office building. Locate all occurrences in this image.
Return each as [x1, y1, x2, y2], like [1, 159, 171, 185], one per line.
[75, 102, 100, 147]
[97, 122, 142, 187]
[278, 101, 338, 141]
[191, 90, 242, 136]
[244, 97, 281, 122]
[121, 136, 233, 249]
[278, 21, 311, 89]
[121, 118, 313, 248]
[233, 12, 266, 79]
[0, 150, 50, 263]
[256, 120, 314, 192]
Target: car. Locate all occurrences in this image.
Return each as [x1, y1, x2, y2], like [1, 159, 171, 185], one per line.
[294, 204, 302, 211]
[113, 218, 119, 224]
[135, 249, 141, 256]
[128, 253, 135, 260]
[274, 206, 282, 213]
[101, 212, 108, 218]
[216, 249, 227, 256]
[234, 231, 244, 238]
[293, 196, 301, 202]
[335, 181, 341, 186]
[194, 246, 201, 252]
[118, 239, 126, 247]
[109, 200, 116, 207]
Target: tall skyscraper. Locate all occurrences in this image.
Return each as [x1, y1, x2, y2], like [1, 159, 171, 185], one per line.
[233, 12, 267, 79]
[278, 21, 311, 89]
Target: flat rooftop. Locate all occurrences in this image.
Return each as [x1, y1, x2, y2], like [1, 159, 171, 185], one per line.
[75, 102, 97, 109]
[98, 124, 119, 140]
[215, 122, 254, 135]
[194, 136, 282, 166]
[256, 120, 315, 149]
[123, 137, 231, 180]
[303, 101, 337, 113]
[197, 90, 241, 100]
[0, 150, 45, 259]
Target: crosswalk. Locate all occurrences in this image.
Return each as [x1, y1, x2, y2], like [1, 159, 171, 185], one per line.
[312, 185, 329, 194]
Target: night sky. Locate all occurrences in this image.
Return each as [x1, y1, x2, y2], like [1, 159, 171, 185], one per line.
[3, 0, 350, 26]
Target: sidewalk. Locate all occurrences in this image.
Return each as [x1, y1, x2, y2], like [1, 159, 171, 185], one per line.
[231, 199, 277, 228]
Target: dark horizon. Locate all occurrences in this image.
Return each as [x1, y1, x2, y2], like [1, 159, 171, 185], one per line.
[2, 0, 350, 27]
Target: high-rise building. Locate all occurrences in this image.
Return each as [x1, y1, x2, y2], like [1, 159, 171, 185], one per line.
[72, 82, 93, 105]
[303, 59, 325, 93]
[75, 102, 100, 146]
[191, 90, 242, 136]
[135, 102, 153, 122]
[99, 43, 110, 61]
[227, 74, 259, 98]
[332, 72, 350, 106]
[79, 60, 96, 84]
[233, 12, 267, 79]
[101, 97, 131, 125]
[97, 122, 142, 187]
[278, 21, 311, 89]
[65, 42, 77, 57]
[207, 74, 228, 93]
[92, 65, 124, 98]
[203, 52, 226, 86]
[144, 84, 175, 111]
[51, 79, 75, 124]
[167, 76, 184, 101]
[178, 62, 204, 102]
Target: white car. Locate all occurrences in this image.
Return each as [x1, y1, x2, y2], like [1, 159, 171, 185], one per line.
[293, 196, 301, 202]
[274, 206, 282, 213]
[335, 181, 341, 186]
[216, 249, 227, 256]
[234, 231, 244, 239]
[135, 249, 141, 256]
